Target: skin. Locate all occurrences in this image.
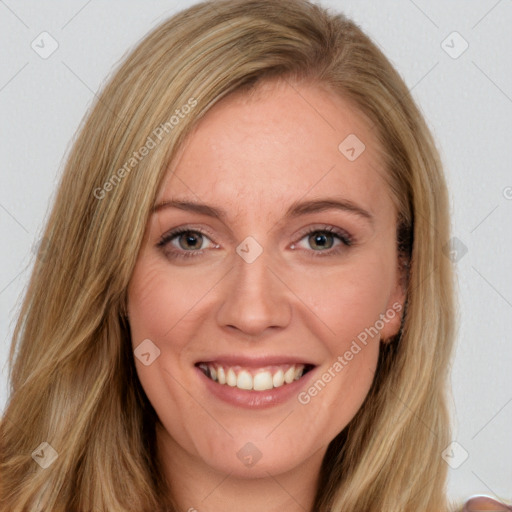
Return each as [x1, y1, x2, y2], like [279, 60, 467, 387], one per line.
[127, 78, 405, 512]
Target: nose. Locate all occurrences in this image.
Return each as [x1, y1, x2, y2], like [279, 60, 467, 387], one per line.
[215, 247, 292, 337]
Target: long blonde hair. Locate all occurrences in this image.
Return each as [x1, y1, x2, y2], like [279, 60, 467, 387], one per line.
[1, 1, 458, 510]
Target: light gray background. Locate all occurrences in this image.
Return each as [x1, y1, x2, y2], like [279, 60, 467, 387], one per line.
[1, 0, 511, 505]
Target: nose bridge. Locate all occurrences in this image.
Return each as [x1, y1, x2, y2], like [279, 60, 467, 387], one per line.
[235, 246, 274, 295]
[215, 240, 291, 334]
[232, 234, 276, 291]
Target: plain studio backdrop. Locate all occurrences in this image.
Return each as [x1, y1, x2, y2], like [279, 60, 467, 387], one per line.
[0, 0, 511, 505]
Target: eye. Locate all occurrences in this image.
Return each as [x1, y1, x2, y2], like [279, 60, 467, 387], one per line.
[157, 227, 218, 259]
[292, 226, 353, 256]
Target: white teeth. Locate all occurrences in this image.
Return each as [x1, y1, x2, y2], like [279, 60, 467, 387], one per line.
[226, 368, 237, 387]
[253, 371, 273, 391]
[237, 370, 253, 390]
[272, 369, 284, 387]
[200, 363, 309, 391]
[283, 366, 296, 384]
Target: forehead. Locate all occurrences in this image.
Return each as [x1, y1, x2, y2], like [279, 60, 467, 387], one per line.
[157, 79, 392, 220]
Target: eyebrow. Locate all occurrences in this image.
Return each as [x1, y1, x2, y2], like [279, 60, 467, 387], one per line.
[153, 198, 373, 224]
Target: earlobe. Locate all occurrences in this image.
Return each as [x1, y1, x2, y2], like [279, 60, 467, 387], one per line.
[380, 299, 405, 343]
[380, 269, 407, 343]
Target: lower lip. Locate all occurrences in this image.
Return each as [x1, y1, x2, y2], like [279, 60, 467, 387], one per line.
[195, 366, 317, 409]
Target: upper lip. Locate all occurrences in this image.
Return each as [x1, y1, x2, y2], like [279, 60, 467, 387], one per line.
[194, 355, 318, 368]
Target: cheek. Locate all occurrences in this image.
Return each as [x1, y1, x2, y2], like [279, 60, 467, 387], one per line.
[293, 251, 396, 345]
[127, 261, 170, 344]
[127, 256, 219, 347]
[126, 259, 214, 439]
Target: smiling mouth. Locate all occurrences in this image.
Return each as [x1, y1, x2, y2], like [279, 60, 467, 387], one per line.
[195, 362, 315, 391]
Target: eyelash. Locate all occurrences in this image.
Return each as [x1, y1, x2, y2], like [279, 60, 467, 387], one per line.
[156, 225, 354, 260]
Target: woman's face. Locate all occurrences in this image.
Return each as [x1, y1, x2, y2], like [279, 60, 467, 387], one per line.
[127, 79, 405, 479]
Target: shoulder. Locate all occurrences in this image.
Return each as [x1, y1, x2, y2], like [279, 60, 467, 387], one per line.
[461, 495, 511, 511]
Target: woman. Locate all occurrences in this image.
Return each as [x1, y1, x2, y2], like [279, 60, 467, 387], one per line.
[0, 0, 509, 511]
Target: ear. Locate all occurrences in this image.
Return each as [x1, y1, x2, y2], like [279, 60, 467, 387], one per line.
[380, 253, 408, 342]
